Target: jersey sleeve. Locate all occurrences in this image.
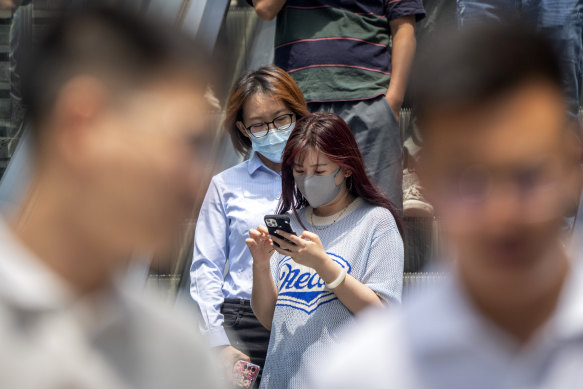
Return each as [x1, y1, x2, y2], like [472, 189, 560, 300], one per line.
[361, 213, 404, 304]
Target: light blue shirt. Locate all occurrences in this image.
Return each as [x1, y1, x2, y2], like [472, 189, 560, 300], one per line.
[190, 153, 281, 347]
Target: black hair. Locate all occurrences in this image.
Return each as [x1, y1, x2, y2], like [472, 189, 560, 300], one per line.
[21, 5, 212, 131]
[411, 22, 564, 124]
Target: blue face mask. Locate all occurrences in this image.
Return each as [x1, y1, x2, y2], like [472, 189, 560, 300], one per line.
[249, 122, 295, 163]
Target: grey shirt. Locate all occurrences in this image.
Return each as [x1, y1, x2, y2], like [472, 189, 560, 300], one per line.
[260, 199, 404, 389]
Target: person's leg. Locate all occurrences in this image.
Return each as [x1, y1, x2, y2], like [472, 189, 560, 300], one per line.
[457, 0, 519, 28]
[533, 0, 583, 118]
[311, 97, 403, 212]
[221, 300, 270, 388]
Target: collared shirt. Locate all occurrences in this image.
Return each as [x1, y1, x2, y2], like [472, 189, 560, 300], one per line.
[190, 152, 282, 346]
[311, 260, 583, 389]
[0, 218, 226, 389]
[274, 0, 425, 103]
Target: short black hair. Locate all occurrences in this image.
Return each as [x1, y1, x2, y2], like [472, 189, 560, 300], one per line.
[411, 22, 564, 123]
[21, 5, 212, 130]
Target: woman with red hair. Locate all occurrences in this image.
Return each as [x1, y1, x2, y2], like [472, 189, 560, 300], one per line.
[246, 112, 404, 389]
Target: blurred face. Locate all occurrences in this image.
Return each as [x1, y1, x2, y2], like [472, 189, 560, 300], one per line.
[0, 0, 20, 9]
[420, 81, 580, 299]
[51, 75, 215, 256]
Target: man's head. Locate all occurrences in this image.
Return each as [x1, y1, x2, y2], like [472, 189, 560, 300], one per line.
[412, 24, 581, 303]
[20, 7, 216, 257]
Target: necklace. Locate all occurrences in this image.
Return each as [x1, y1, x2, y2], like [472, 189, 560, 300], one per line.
[310, 204, 350, 231]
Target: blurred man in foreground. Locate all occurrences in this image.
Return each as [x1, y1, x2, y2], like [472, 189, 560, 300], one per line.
[0, 7, 225, 389]
[311, 24, 583, 389]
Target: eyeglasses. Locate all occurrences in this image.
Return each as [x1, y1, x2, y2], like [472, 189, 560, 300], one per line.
[243, 113, 295, 138]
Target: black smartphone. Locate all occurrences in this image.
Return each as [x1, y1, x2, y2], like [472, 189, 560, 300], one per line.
[264, 214, 297, 248]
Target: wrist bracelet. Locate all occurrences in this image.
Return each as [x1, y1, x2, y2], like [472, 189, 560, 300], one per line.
[325, 267, 347, 290]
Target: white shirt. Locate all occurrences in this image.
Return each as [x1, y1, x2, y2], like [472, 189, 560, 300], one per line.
[310, 261, 583, 389]
[0, 219, 226, 389]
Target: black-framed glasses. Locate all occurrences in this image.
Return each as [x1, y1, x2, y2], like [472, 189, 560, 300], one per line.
[243, 113, 295, 138]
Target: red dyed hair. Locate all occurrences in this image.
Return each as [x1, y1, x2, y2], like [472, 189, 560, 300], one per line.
[277, 112, 403, 237]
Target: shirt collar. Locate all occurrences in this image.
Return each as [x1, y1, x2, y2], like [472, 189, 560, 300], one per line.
[0, 217, 74, 311]
[247, 152, 280, 176]
[550, 256, 583, 340]
[403, 271, 500, 357]
[404, 255, 583, 359]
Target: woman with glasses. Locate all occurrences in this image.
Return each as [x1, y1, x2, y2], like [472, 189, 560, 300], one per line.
[190, 65, 309, 386]
[246, 112, 404, 389]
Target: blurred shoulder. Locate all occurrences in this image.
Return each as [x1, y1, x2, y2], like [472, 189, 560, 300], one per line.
[309, 307, 420, 389]
[122, 287, 206, 348]
[120, 287, 226, 388]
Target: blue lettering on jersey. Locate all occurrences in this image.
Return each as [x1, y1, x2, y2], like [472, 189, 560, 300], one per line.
[275, 252, 352, 314]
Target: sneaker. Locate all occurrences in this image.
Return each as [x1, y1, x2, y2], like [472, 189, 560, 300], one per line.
[403, 168, 434, 217]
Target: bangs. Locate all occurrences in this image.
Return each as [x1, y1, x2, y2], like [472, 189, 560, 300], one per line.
[286, 140, 327, 169]
[285, 136, 309, 167]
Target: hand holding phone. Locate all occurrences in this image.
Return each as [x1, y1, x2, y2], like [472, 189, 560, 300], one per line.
[232, 360, 260, 388]
[264, 215, 297, 249]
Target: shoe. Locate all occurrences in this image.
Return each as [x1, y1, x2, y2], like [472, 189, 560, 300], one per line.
[403, 169, 434, 217]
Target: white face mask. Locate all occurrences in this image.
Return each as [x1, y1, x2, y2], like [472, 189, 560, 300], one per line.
[294, 168, 344, 208]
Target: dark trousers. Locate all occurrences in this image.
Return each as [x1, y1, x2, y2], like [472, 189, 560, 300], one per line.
[221, 299, 271, 388]
[458, 0, 583, 118]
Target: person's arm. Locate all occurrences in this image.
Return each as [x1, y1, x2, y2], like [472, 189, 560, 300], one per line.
[190, 178, 249, 364]
[269, 230, 384, 315]
[252, 0, 286, 21]
[385, 15, 417, 121]
[247, 226, 278, 329]
[313, 252, 383, 314]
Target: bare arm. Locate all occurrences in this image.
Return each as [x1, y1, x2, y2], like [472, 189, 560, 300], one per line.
[247, 226, 278, 329]
[253, 0, 286, 21]
[386, 15, 417, 121]
[251, 260, 278, 329]
[314, 258, 383, 314]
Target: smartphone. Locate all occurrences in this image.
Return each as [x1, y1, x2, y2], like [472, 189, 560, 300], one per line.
[264, 214, 297, 248]
[232, 360, 260, 389]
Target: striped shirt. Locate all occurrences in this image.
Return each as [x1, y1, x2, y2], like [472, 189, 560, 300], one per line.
[274, 0, 425, 103]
